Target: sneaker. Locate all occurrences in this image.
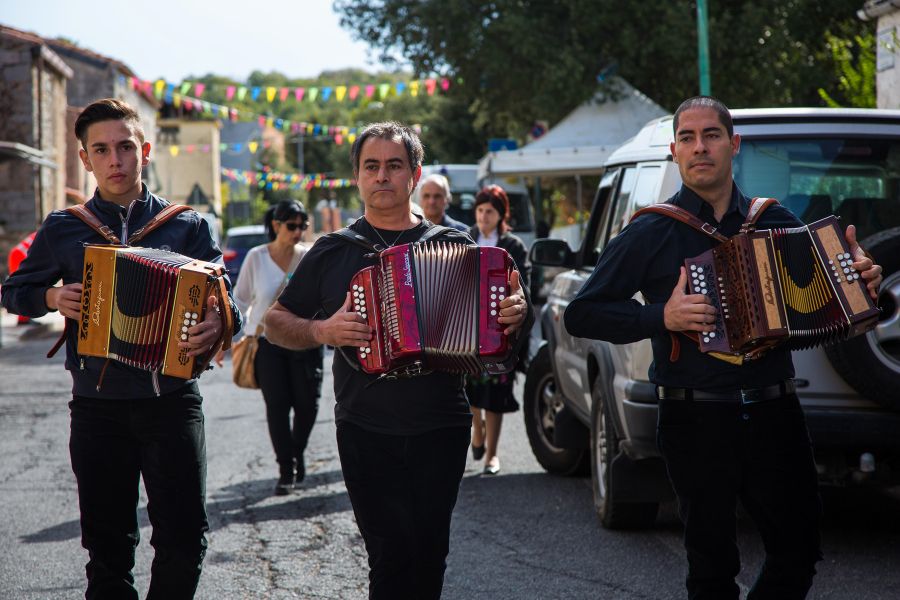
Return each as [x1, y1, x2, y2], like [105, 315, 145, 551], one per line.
[294, 457, 306, 485]
[482, 458, 500, 475]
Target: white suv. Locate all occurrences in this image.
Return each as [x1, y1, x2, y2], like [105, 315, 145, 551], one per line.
[526, 108, 900, 529]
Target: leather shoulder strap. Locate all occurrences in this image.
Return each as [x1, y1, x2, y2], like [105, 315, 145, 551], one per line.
[129, 204, 193, 244]
[630, 204, 728, 243]
[417, 223, 455, 244]
[65, 205, 121, 244]
[740, 197, 779, 234]
[326, 227, 382, 253]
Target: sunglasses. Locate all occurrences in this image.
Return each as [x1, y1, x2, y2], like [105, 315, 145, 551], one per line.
[280, 221, 308, 231]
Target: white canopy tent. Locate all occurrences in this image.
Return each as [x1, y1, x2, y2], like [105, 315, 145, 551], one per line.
[477, 78, 668, 180]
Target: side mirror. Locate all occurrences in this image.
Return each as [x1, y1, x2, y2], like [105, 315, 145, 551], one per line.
[530, 238, 575, 268]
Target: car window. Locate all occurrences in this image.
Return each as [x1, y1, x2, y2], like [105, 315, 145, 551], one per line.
[225, 233, 269, 250]
[633, 165, 662, 209]
[585, 169, 622, 265]
[734, 137, 900, 240]
[607, 167, 637, 240]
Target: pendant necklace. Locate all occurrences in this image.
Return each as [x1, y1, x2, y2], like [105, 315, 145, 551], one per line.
[366, 217, 414, 248]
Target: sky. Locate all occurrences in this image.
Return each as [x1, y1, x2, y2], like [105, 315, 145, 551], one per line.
[2, 0, 391, 82]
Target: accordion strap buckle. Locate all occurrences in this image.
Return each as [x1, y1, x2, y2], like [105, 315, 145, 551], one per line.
[700, 223, 718, 237]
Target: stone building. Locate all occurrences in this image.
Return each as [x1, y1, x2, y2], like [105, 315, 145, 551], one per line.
[860, 0, 900, 108]
[0, 25, 71, 277]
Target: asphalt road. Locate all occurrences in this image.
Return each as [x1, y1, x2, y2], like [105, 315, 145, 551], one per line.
[2, 315, 900, 599]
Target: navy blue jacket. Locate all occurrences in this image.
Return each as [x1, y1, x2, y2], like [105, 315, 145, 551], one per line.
[564, 183, 802, 391]
[1, 185, 243, 398]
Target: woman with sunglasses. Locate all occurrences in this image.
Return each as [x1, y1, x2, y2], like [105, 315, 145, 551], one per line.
[220, 200, 324, 494]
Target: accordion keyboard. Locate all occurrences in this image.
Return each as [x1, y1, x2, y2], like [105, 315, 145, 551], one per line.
[686, 260, 732, 353]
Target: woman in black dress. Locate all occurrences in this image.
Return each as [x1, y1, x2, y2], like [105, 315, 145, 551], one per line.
[467, 185, 531, 475]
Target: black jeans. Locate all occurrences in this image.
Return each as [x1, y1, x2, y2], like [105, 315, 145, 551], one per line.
[69, 384, 208, 600]
[255, 337, 323, 475]
[657, 393, 823, 600]
[336, 422, 470, 600]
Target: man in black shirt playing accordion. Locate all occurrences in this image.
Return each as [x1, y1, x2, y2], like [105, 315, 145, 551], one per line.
[266, 121, 532, 599]
[1, 99, 242, 599]
[565, 97, 883, 600]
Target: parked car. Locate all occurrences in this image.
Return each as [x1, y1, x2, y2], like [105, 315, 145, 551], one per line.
[525, 108, 900, 529]
[222, 224, 268, 285]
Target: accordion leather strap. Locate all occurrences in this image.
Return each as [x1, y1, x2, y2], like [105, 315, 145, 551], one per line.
[65, 205, 121, 244]
[129, 204, 193, 244]
[631, 204, 728, 243]
[740, 197, 779, 234]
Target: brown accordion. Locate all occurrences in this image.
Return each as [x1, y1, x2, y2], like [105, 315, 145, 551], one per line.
[77, 245, 231, 379]
[684, 216, 879, 357]
[348, 241, 517, 376]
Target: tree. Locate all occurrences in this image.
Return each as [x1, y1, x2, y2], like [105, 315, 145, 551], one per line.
[818, 31, 876, 108]
[335, 0, 874, 141]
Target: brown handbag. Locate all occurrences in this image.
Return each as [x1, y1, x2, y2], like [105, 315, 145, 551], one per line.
[231, 244, 304, 389]
[231, 325, 263, 389]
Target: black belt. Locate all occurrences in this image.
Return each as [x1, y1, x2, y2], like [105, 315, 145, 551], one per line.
[657, 380, 796, 404]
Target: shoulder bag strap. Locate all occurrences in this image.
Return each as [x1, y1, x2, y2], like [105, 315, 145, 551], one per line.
[630, 204, 729, 243]
[65, 205, 121, 245]
[417, 223, 454, 244]
[739, 197, 779, 234]
[129, 204, 193, 245]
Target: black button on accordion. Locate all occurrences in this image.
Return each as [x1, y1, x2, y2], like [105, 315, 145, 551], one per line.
[684, 215, 880, 357]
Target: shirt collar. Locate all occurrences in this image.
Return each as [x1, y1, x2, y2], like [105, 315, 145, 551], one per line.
[90, 183, 150, 216]
[677, 182, 748, 220]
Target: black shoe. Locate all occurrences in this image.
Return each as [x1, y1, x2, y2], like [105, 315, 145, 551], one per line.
[471, 443, 486, 461]
[294, 457, 306, 485]
[274, 471, 294, 496]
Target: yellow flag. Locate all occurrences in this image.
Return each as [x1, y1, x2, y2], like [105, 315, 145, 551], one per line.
[173, 94, 182, 108]
[169, 146, 179, 157]
[266, 87, 277, 102]
[409, 81, 419, 97]
[336, 86, 347, 102]
[248, 141, 259, 153]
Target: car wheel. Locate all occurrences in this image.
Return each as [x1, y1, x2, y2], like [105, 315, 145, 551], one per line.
[590, 379, 658, 529]
[523, 346, 588, 475]
[825, 227, 900, 410]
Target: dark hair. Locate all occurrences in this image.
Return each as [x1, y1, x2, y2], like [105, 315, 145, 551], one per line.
[673, 96, 733, 138]
[475, 185, 510, 234]
[263, 200, 308, 241]
[349, 121, 424, 175]
[75, 98, 145, 148]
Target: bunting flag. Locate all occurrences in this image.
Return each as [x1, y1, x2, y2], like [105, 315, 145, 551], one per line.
[124, 76, 426, 146]
[221, 167, 355, 190]
[131, 75, 453, 105]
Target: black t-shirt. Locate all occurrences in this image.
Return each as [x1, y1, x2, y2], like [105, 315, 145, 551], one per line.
[278, 217, 475, 435]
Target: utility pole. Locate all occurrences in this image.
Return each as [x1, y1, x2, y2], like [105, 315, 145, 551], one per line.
[697, 0, 711, 96]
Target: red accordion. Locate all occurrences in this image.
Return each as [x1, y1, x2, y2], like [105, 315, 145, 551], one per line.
[348, 241, 517, 375]
[684, 216, 879, 357]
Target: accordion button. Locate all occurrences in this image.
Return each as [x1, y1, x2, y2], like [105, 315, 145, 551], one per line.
[184, 311, 191, 318]
[183, 319, 190, 325]
[844, 268, 850, 274]
[182, 326, 188, 333]
[690, 265, 697, 271]
[499, 294, 505, 300]
[181, 334, 188, 340]
[499, 286, 505, 293]
[710, 332, 716, 338]
[491, 302, 497, 308]
[191, 320, 197, 326]
[491, 285, 497, 291]
[192, 312, 198, 319]
[491, 294, 496, 299]
[703, 337, 710, 343]
[491, 310, 497, 316]
[697, 267, 704, 273]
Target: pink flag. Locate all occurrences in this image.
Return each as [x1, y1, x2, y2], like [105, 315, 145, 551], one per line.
[280, 87, 290, 101]
[226, 86, 236, 101]
[425, 79, 437, 95]
[294, 87, 305, 101]
[440, 78, 450, 91]
[365, 84, 375, 98]
[195, 83, 205, 97]
[258, 116, 266, 127]
[349, 85, 360, 100]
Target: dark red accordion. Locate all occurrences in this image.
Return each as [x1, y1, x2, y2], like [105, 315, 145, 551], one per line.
[684, 216, 879, 357]
[348, 241, 517, 375]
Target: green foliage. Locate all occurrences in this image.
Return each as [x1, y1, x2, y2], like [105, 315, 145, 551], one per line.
[817, 31, 876, 108]
[334, 0, 875, 139]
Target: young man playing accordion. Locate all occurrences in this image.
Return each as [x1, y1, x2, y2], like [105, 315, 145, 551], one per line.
[1, 98, 242, 599]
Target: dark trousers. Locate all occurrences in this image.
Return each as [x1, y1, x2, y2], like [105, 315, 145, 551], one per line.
[336, 422, 470, 600]
[255, 337, 323, 474]
[69, 384, 208, 600]
[657, 393, 823, 600]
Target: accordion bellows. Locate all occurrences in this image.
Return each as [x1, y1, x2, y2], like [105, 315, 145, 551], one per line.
[685, 216, 880, 356]
[78, 245, 229, 379]
[349, 241, 517, 375]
